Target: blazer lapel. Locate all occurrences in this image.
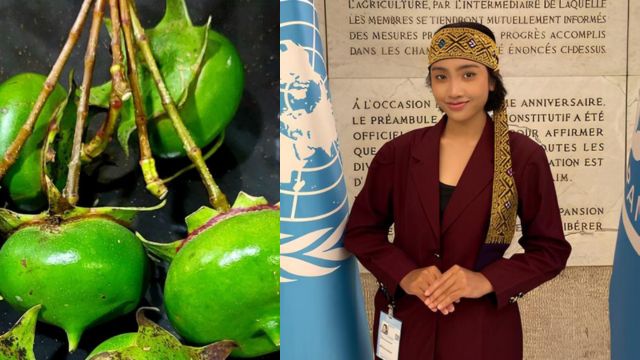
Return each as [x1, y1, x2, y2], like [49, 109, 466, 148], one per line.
[410, 118, 445, 240]
[441, 118, 494, 235]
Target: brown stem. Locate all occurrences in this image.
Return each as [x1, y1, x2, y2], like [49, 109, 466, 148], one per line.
[81, 0, 131, 162]
[119, 0, 167, 199]
[127, 0, 230, 211]
[80, 96, 121, 162]
[62, 0, 107, 206]
[0, 0, 95, 180]
[107, 0, 130, 100]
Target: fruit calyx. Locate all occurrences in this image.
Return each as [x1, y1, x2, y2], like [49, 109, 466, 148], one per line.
[138, 192, 279, 263]
[180, 204, 280, 251]
[0, 304, 41, 360]
[0, 201, 165, 236]
[87, 307, 235, 360]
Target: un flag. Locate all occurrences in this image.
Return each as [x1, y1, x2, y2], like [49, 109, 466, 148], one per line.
[610, 116, 640, 359]
[280, 0, 373, 359]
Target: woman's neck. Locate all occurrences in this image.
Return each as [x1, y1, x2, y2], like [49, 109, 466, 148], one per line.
[442, 112, 487, 142]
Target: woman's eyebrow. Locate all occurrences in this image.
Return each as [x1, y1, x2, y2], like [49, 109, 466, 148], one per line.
[431, 63, 481, 72]
[457, 64, 482, 71]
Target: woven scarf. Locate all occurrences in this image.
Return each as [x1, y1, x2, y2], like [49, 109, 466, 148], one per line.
[428, 26, 518, 245]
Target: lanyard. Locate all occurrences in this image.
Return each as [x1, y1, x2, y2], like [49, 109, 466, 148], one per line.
[378, 281, 396, 317]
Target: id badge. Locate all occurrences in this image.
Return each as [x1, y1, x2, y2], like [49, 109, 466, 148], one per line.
[376, 310, 402, 360]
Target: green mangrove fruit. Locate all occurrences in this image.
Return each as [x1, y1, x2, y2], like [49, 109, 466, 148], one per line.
[141, 192, 279, 357]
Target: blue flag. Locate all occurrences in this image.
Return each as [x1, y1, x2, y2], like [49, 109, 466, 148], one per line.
[610, 114, 640, 359]
[280, 0, 373, 359]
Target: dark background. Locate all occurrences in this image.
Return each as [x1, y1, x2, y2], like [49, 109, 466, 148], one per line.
[0, 0, 278, 358]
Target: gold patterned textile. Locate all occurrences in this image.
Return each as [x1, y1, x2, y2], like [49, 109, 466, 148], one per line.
[428, 26, 517, 245]
[428, 27, 499, 71]
[485, 103, 518, 244]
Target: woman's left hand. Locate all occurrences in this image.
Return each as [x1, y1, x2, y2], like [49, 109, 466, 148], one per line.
[423, 265, 494, 314]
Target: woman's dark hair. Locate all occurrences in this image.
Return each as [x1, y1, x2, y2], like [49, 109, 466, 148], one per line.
[426, 22, 507, 112]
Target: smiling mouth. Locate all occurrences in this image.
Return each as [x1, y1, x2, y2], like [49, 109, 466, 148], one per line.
[446, 101, 468, 110]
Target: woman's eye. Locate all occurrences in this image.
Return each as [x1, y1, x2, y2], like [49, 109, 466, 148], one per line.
[434, 74, 446, 80]
[464, 72, 476, 79]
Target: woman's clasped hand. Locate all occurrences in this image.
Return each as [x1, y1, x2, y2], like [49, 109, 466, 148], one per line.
[399, 265, 494, 315]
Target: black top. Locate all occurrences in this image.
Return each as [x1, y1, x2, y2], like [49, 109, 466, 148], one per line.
[439, 182, 456, 219]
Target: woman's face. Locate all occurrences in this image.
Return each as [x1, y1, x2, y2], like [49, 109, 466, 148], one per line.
[430, 58, 494, 124]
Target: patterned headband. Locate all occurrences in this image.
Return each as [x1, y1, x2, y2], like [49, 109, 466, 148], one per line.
[428, 27, 499, 71]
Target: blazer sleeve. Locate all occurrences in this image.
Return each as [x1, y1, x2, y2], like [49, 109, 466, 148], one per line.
[480, 145, 572, 309]
[344, 141, 418, 297]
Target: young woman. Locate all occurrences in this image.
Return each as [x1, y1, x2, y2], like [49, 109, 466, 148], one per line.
[344, 22, 572, 360]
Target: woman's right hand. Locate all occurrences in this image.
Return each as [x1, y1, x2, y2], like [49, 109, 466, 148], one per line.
[399, 266, 456, 315]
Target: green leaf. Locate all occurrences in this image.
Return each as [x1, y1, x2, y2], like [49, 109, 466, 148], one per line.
[89, 81, 112, 109]
[142, 12, 210, 119]
[116, 97, 136, 157]
[40, 71, 77, 211]
[52, 73, 79, 192]
[185, 206, 219, 233]
[137, 234, 182, 263]
[0, 304, 41, 360]
[88, 307, 235, 360]
[64, 200, 166, 226]
[232, 192, 269, 209]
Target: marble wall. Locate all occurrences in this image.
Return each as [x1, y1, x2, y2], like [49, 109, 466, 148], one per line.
[322, 0, 637, 265]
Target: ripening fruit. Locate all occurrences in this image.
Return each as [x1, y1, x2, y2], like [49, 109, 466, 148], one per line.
[142, 193, 279, 357]
[0, 73, 66, 211]
[0, 217, 148, 352]
[148, 28, 244, 159]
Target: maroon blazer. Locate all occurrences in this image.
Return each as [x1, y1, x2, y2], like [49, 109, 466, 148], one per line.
[344, 117, 571, 360]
